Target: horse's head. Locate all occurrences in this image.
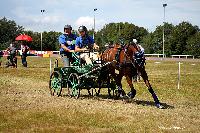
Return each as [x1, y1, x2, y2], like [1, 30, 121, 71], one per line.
[125, 42, 145, 67]
[124, 42, 139, 55]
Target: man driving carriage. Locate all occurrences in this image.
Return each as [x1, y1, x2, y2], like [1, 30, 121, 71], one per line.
[59, 25, 77, 67]
[75, 25, 99, 65]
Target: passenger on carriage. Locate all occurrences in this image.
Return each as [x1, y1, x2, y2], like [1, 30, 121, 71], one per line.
[75, 25, 99, 65]
[58, 25, 77, 67]
[132, 39, 144, 54]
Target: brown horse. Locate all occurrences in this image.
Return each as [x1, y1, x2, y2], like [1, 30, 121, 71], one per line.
[101, 42, 163, 109]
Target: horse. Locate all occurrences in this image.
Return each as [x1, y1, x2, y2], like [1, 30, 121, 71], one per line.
[100, 42, 163, 109]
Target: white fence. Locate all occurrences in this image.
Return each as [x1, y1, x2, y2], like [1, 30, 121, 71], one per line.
[144, 54, 195, 59]
[145, 54, 166, 58]
[171, 55, 194, 59]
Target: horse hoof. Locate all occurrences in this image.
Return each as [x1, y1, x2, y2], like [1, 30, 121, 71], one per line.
[156, 104, 164, 109]
[117, 89, 126, 98]
[127, 90, 136, 99]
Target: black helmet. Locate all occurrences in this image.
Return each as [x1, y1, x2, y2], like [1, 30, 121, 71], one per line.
[64, 25, 72, 30]
[78, 25, 87, 33]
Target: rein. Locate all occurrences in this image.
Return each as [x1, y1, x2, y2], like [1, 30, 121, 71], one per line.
[122, 43, 145, 67]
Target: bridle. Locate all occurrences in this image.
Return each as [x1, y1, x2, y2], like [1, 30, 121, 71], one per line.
[123, 43, 145, 67]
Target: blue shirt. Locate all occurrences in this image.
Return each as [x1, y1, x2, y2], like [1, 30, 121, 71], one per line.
[75, 35, 94, 48]
[58, 33, 77, 54]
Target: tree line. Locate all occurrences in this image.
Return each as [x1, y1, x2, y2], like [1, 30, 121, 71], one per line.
[0, 17, 200, 57]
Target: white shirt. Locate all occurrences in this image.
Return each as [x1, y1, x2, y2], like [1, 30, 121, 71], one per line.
[138, 44, 144, 53]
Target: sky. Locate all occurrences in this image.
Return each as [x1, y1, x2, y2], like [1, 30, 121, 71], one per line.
[0, 0, 200, 32]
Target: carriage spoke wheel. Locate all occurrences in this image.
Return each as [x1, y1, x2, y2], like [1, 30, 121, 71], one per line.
[49, 72, 62, 96]
[68, 73, 80, 99]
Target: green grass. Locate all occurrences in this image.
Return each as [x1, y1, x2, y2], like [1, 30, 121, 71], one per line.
[0, 56, 200, 132]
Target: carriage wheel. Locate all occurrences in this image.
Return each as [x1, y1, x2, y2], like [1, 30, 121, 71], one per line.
[68, 73, 80, 99]
[49, 71, 62, 96]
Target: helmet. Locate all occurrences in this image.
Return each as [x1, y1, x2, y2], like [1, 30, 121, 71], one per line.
[78, 25, 87, 33]
[132, 39, 137, 44]
[64, 25, 72, 30]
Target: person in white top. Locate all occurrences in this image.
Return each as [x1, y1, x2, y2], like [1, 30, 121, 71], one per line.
[132, 39, 144, 53]
[21, 42, 30, 67]
[132, 39, 145, 82]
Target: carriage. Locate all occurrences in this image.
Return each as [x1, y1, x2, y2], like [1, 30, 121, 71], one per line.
[49, 41, 164, 108]
[49, 51, 118, 99]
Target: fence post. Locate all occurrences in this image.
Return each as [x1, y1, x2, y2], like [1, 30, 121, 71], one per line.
[50, 58, 52, 76]
[178, 62, 181, 89]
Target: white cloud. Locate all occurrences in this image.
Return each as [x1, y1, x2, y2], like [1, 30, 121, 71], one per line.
[75, 16, 106, 31]
[12, 7, 63, 24]
[10, 6, 66, 31]
[1, 0, 200, 32]
[75, 16, 94, 29]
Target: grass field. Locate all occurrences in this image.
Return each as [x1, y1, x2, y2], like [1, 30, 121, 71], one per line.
[0, 56, 200, 132]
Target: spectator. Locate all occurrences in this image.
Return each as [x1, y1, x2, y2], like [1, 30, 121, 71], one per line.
[21, 42, 30, 67]
[132, 39, 144, 54]
[6, 42, 17, 68]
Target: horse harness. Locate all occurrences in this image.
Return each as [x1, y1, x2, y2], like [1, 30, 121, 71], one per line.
[115, 44, 145, 68]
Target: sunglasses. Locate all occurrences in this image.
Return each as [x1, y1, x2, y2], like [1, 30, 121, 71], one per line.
[79, 31, 85, 33]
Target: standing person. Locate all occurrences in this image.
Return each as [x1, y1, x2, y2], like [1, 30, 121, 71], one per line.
[58, 25, 77, 67]
[21, 42, 30, 67]
[6, 42, 17, 68]
[132, 39, 144, 54]
[75, 25, 99, 65]
[132, 39, 145, 81]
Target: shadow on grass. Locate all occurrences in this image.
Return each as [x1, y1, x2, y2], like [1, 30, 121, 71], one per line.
[127, 99, 174, 109]
[97, 94, 174, 109]
[60, 88, 174, 109]
[28, 66, 48, 68]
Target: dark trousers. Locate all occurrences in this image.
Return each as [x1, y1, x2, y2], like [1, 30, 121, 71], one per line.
[21, 54, 27, 67]
[60, 52, 73, 67]
[6, 54, 17, 67]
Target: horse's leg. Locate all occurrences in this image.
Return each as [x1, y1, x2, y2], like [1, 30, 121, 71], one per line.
[107, 74, 113, 98]
[124, 67, 137, 98]
[110, 68, 125, 98]
[139, 67, 164, 109]
[116, 73, 126, 98]
[87, 89, 92, 96]
[137, 71, 141, 82]
[96, 67, 110, 97]
[96, 75, 103, 96]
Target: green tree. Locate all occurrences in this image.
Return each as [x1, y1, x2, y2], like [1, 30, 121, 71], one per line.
[23, 31, 62, 51]
[0, 17, 24, 49]
[186, 32, 200, 57]
[95, 22, 148, 49]
[42, 31, 61, 51]
[169, 21, 199, 55]
[141, 23, 174, 55]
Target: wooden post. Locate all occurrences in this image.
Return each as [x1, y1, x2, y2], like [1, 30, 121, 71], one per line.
[50, 58, 52, 76]
[178, 62, 181, 89]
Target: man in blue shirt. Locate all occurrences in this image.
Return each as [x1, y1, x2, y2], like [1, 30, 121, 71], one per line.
[58, 25, 77, 67]
[75, 25, 99, 65]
